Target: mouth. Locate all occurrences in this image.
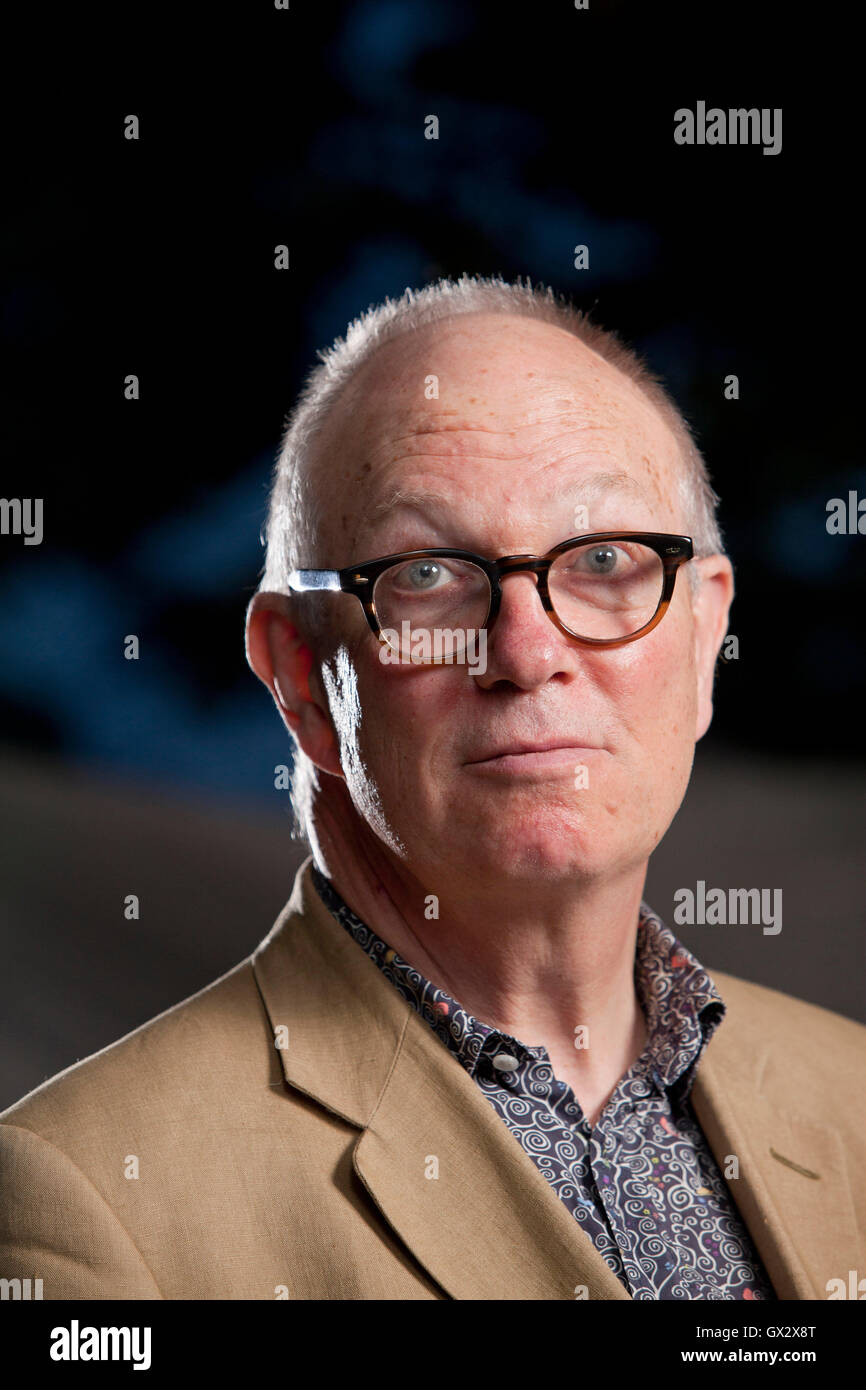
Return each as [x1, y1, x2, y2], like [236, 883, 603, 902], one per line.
[464, 739, 604, 774]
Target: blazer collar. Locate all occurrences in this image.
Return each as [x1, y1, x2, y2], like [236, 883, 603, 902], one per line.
[253, 858, 854, 1300]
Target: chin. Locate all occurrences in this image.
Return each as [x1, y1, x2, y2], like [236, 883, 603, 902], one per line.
[474, 813, 616, 881]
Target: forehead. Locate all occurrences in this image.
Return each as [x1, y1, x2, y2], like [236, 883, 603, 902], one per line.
[306, 313, 685, 551]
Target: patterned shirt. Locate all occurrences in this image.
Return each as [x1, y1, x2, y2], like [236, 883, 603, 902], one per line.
[311, 866, 777, 1301]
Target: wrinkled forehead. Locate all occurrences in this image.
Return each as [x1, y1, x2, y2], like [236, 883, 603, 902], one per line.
[305, 315, 686, 555]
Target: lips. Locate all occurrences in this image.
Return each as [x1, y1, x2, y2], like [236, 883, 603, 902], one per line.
[465, 737, 598, 765]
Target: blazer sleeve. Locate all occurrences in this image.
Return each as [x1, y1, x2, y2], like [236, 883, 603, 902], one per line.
[0, 1123, 163, 1299]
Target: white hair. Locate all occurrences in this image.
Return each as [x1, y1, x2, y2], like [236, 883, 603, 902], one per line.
[257, 273, 726, 843]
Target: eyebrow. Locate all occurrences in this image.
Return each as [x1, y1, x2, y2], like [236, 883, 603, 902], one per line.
[368, 471, 651, 524]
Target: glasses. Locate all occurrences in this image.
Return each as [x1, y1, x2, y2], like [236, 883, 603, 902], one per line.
[287, 532, 694, 663]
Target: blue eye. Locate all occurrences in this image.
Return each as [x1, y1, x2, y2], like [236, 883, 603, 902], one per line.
[586, 547, 618, 574]
[406, 560, 445, 589]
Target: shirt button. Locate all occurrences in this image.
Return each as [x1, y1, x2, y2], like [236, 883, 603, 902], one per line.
[492, 1052, 520, 1073]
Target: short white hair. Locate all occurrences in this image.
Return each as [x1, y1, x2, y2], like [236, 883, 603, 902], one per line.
[258, 273, 727, 843]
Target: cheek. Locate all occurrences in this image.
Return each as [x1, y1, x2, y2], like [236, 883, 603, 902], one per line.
[320, 646, 414, 851]
[328, 648, 460, 820]
[600, 619, 698, 768]
[355, 654, 465, 754]
[320, 646, 365, 776]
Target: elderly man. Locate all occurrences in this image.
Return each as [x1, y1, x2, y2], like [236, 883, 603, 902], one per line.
[1, 276, 863, 1302]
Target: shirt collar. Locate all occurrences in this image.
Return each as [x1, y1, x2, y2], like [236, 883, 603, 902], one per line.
[310, 866, 725, 1099]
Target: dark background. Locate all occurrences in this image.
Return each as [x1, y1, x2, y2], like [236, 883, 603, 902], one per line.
[1, 2, 863, 1110]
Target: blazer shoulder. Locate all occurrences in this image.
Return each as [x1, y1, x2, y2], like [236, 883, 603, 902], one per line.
[707, 966, 866, 1107]
[0, 951, 271, 1143]
[710, 968, 866, 1047]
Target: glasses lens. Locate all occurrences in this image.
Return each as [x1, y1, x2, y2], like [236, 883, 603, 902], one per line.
[549, 540, 665, 639]
[373, 557, 490, 660]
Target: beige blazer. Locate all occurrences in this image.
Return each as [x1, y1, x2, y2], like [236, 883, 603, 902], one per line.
[1, 857, 864, 1300]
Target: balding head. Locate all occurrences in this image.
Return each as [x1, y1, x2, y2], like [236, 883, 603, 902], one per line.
[260, 276, 724, 616]
[302, 311, 689, 579]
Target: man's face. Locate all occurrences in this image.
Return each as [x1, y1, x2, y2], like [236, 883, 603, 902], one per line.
[287, 313, 730, 887]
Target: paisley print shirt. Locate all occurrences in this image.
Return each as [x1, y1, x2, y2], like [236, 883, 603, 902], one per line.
[311, 866, 777, 1301]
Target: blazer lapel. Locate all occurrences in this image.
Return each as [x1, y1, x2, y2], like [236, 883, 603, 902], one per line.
[252, 858, 630, 1300]
[352, 1003, 631, 1300]
[691, 985, 860, 1301]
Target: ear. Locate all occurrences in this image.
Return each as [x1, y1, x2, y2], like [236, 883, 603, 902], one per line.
[245, 591, 344, 778]
[690, 555, 735, 742]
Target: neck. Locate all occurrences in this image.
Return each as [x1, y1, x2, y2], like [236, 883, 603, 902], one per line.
[309, 783, 651, 1126]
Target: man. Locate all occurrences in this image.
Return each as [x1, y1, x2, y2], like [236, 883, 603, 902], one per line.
[2, 275, 863, 1300]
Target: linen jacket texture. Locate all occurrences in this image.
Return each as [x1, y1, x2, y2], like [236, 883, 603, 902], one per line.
[1, 856, 864, 1301]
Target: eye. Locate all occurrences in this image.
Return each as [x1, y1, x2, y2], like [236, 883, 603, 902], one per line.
[393, 559, 454, 592]
[578, 545, 624, 576]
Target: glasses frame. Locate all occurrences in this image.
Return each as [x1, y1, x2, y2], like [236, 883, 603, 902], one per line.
[287, 531, 695, 655]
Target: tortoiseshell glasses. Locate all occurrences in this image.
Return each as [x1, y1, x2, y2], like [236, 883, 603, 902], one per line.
[287, 532, 694, 663]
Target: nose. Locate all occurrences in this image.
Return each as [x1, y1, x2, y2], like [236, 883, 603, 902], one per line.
[473, 568, 574, 691]
[495, 567, 550, 627]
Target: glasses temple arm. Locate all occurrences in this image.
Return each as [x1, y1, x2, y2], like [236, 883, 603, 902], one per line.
[287, 570, 342, 592]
